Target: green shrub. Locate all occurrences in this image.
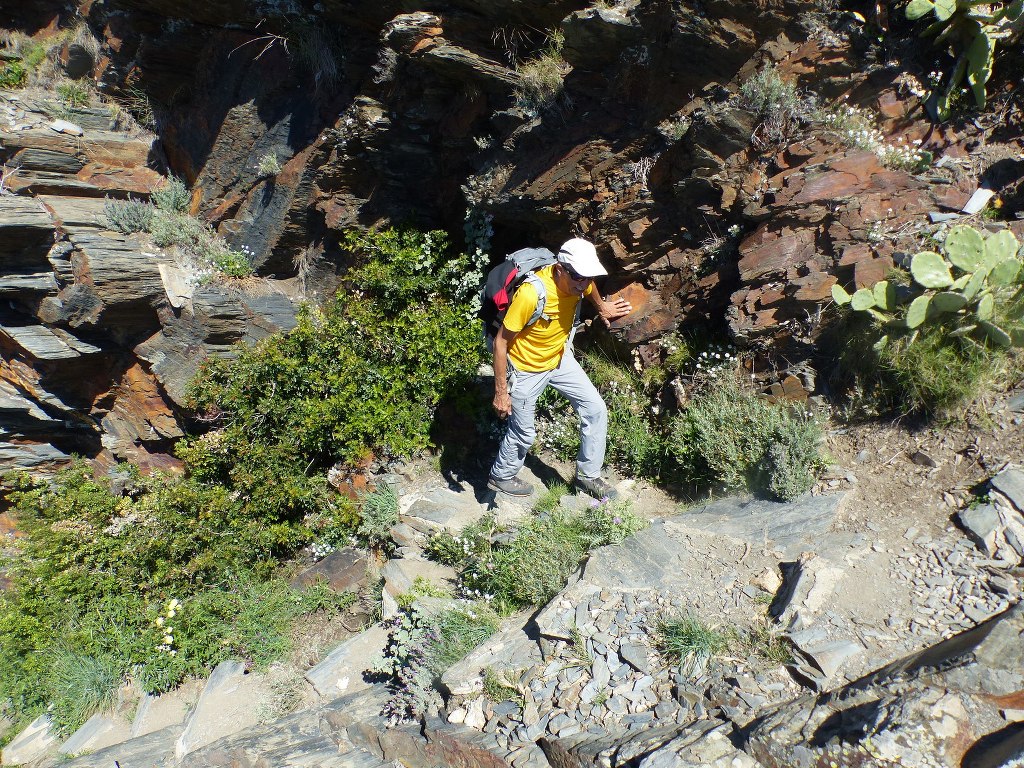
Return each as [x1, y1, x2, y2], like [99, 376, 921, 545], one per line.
[0, 464, 357, 735]
[151, 176, 190, 213]
[187, 227, 483, 471]
[358, 483, 399, 552]
[667, 380, 825, 500]
[56, 81, 89, 108]
[373, 602, 498, 723]
[0, 60, 26, 88]
[104, 198, 154, 234]
[740, 65, 800, 120]
[833, 225, 1024, 416]
[444, 501, 647, 612]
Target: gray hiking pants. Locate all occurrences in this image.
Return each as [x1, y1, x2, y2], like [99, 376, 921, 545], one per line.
[490, 351, 608, 482]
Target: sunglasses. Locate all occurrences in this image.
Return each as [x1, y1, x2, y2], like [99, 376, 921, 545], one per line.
[560, 263, 589, 282]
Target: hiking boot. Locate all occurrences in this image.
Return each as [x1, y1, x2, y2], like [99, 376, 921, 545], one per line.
[574, 475, 620, 501]
[487, 474, 533, 497]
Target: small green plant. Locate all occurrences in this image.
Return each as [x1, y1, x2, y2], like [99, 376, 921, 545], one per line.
[593, 688, 610, 707]
[357, 483, 399, 553]
[657, 614, 729, 674]
[819, 101, 932, 171]
[395, 577, 450, 608]
[47, 648, 120, 734]
[256, 152, 281, 178]
[533, 481, 569, 514]
[483, 668, 523, 705]
[740, 65, 801, 120]
[103, 198, 155, 234]
[151, 176, 190, 213]
[740, 619, 792, 666]
[667, 379, 825, 500]
[905, 0, 1023, 119]
[449, 502, 647, 612]
[56, 81, 90, 108]
[372, 602, 497, 723]
[514, 30, 569, 113]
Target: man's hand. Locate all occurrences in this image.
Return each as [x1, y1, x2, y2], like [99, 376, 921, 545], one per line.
[596, 295, 633, 328]
[493, 391, 512, 419]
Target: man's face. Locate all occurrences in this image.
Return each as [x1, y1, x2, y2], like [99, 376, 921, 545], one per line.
[557, 263, 590, 295]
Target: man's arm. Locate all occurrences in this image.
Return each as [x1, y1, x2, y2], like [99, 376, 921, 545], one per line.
[492, 325, 517, 419]
[584, 284, 633, 327]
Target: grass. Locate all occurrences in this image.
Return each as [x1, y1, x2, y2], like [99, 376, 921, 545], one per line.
[514, 30, 569, 113]
[533, 481, 569, 514]
[483, 668, 523, 705]
[47, 648, 120, 734]
[56, 81, 90, 108]
[257, 152, 281, 178]
[658, 614, 730, 674]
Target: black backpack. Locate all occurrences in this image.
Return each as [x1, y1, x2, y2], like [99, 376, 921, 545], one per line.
[478, 247, 557, 346]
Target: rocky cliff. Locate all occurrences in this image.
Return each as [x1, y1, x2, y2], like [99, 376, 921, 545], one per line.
[2, 0, 1023, 468]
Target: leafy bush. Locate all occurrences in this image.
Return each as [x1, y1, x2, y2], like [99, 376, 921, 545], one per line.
[0, 60, 26, 88]
[104, 198, 154, 234]
[187, 228, 483, 473]
[667, 379, 825, 500]
[0, 464, 356, 735]
[372, 602, 498, 723]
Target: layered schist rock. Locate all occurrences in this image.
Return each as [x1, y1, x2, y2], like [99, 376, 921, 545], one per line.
[0, 92, 298, 473]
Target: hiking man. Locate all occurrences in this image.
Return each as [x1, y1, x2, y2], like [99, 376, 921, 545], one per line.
[487, 238, 633, 499]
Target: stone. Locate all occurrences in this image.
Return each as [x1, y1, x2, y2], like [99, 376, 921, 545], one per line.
[48, 119, 84, 136]
[291, 547, 369, 593]
[992, 469, 1024, 513]
[175, 660, 268, 758]
[772, 553, 845, 629]
[305, 624, 389, 700]
[58, 713, 132, 756]
[441, 613, 541, 697]
[2, 715, 57, 765]
[619, 642, 650, 673]
[958, 504, 1000, 557]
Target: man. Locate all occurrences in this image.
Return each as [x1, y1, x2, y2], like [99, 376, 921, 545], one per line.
[487, 237, 633, 499]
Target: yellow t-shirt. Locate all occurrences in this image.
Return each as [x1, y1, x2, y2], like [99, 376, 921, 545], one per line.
[503, 265, 591, 372]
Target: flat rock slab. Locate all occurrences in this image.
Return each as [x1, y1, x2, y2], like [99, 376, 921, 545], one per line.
[0, 323, 96, 360]
[992, 469, 1024, 513]
[58, 712, 132, 756]
[291, 547, 369, 593]
[131, 682, 200, 738]
[305, 624, 389, 700]
[401, 486, 489, 534]
[37, 195, 109, 230]
[180, 708, 391, 768]
[380, 557, 458, 618]
[175, 660, 269, 759]
[679, 492, 845, 558]
[1, 714, 57, 765]
[61, 724, 181, 768]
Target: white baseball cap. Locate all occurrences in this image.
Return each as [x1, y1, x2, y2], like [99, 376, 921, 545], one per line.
[557, 238, 607, 278]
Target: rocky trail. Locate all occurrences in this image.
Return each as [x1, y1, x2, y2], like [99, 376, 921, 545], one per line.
[5, 409, 1024, 767]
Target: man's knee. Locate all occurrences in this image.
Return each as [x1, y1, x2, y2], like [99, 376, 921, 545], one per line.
[579, 396, 607, 425]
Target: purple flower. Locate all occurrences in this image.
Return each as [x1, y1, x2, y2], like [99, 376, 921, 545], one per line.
[613, 516, 623, 525]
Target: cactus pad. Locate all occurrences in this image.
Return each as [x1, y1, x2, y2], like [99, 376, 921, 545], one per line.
[976, 292, 995, 320]
[979, 321, 1011, 347]
[945, 226, 986, 271]
[873, 281, 896, 311]
[851, 288, 876, 311]
[931, 291, 968, 313]
[911, 251, 953, 288]
[906, 295, 931, 328]
[990, 258, 1021, 287]
[985, 229, 1020, 266]
[832, 284, 852, 305]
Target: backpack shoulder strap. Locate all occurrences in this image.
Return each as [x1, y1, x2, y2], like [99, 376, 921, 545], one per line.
[522, 272, 548, 328]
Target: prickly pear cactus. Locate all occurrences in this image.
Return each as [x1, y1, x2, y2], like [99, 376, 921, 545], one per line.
[834, 225, 1024, 348]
